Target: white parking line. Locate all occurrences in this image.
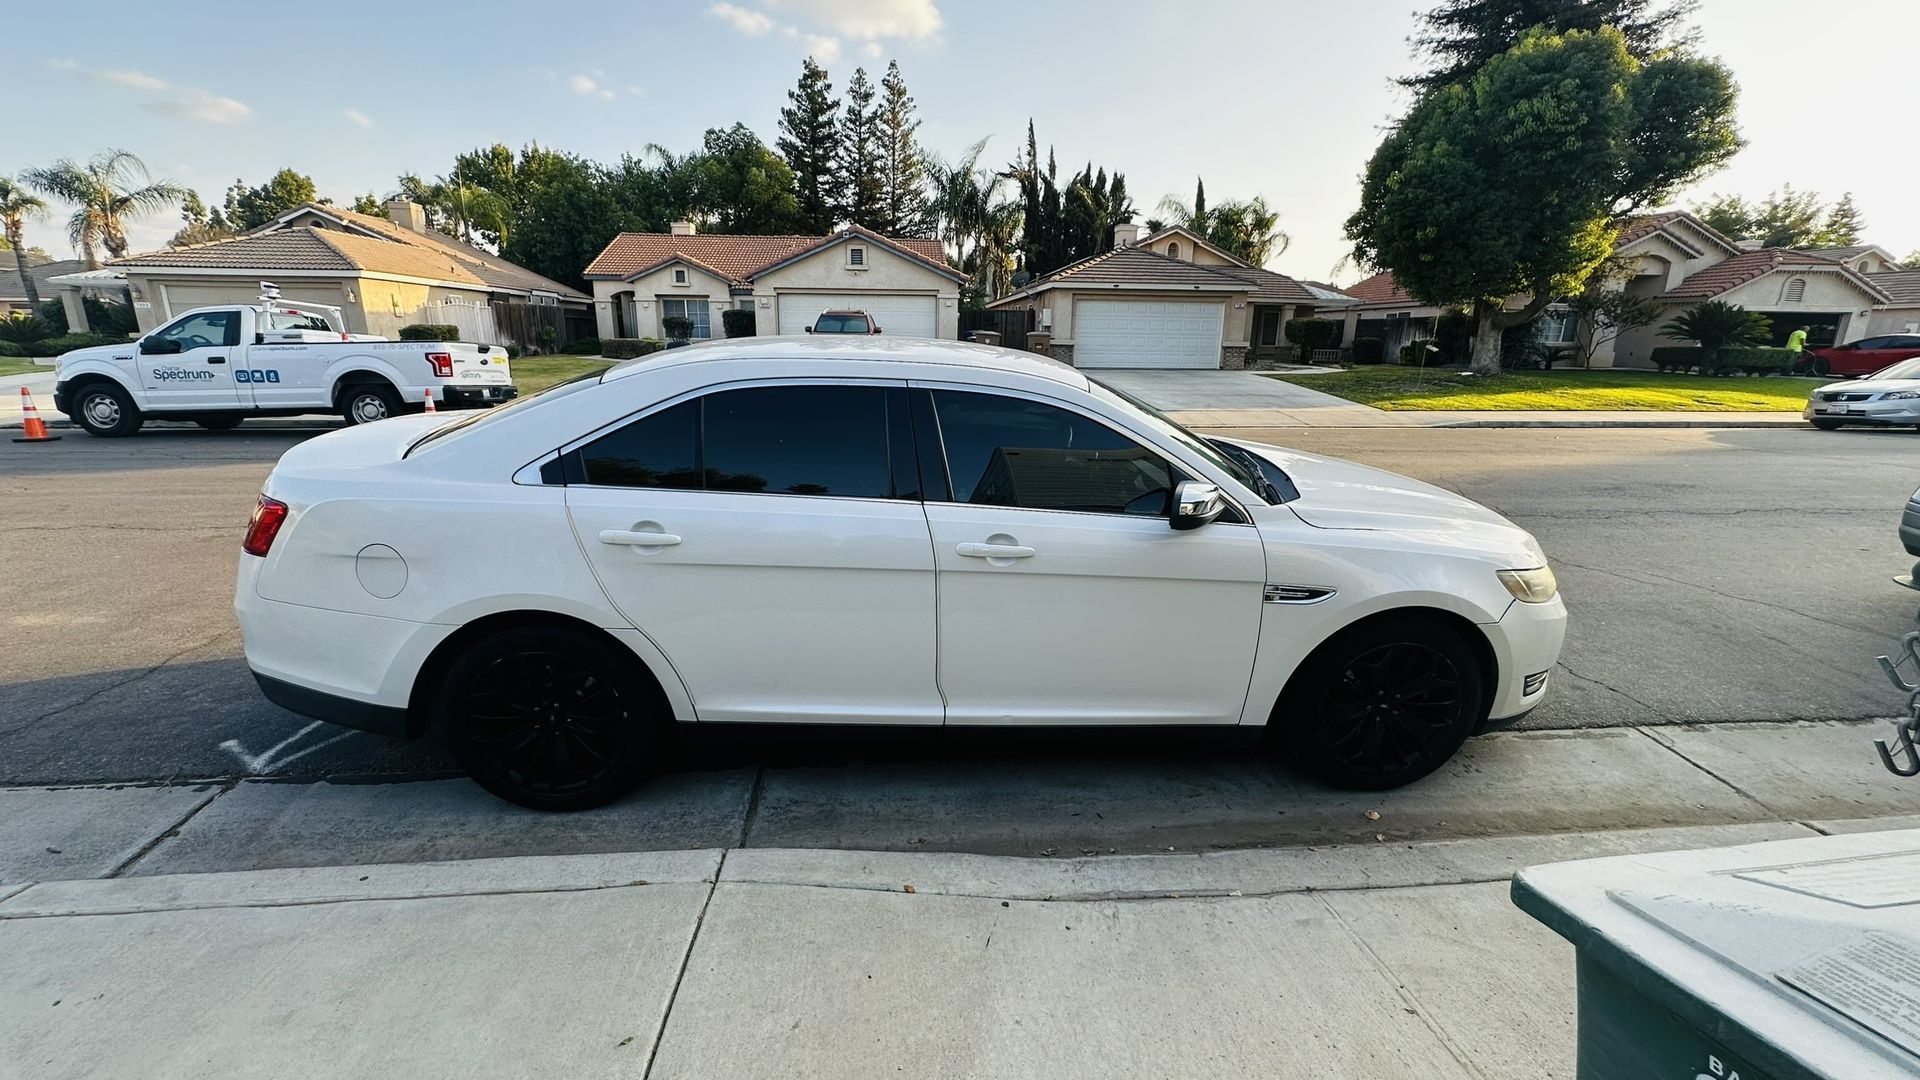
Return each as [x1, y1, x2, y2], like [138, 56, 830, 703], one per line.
[218, 722, 357, 775]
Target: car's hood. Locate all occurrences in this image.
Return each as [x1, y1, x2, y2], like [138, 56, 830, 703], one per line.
[1224, 438, 1546, 562]
[1812, 378, 1920, 395]
[54, 343, 133, 369]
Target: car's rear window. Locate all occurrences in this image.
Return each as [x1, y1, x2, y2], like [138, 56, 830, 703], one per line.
[405, 370, 602, 456]
[814, 314, 871, 333]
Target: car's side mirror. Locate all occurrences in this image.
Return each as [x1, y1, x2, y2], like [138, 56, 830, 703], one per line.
[803, 326, 813, 333]
[872, 326, 883, 334]
[1170, 480, 1225, 531]
[140, 337, 181, 355]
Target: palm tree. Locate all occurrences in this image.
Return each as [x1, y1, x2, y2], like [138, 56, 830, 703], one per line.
[927, 138, 993, 273]
[23, 149, 186, 268]
[1209, 197, 1290, 267]
[0, 177, 48, 306]
[1662, 300, 1771, 372]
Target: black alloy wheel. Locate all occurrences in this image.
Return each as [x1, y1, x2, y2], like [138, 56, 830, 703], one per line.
[437, 626, 661, 810]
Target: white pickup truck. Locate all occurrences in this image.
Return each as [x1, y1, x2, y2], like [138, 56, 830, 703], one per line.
[53, 291, 515, 437]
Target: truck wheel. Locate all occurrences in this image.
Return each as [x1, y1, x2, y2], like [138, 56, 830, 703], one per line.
[340, 382, 401, 425]
[196, 415, 244, 431]
[71, 382, 143, 438]
[1277, 616, 1485, 791]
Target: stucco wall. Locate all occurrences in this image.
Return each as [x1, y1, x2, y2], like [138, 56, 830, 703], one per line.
[592, 263, 741, 340]
[1868, 306, 1920, 335]
[125, 273, 354, 332]
[752, 240, 960, 338]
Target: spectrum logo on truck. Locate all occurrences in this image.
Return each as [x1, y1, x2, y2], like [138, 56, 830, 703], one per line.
[151, 368, 216, 381]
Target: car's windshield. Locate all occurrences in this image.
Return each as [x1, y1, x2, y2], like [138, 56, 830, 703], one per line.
[406, 369, 602, 456]
[1870, 358, 1920, 381]
[813, 314, 871, 333]
[1086, 378, 1280, 503]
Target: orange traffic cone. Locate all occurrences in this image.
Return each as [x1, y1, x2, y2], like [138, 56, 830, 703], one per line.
[12, 387, 60, 443]
[422, 388, 437, 414]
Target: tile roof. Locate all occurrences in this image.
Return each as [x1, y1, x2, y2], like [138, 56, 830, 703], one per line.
[1657, 248, 1851, 300]
[1800, 245, 1890, 264]
[114, 228, 490, 287]
[312, 204, 588, 298]
[1213, 265, 1319, 304]
[1613, 211, 1742, 256]
[0, 258, 90, 302]
[1341, 271, 1415, 306]
[1869, 271, 1920, 306]
[585, 227, 949, 284]
[1028, 246, 1255, 289]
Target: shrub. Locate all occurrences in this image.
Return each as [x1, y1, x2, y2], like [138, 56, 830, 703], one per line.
[1662, 300, 1770, 357]
[1351, 336, 1385, 364]
[562, 338, 602, 356]
[662, 315, 694, 341]
[37, 295, 139, 337]
[1398, 339, 1438, 365]
[0, 312, 53, 345]
[721, 308, 757, 339]
[1649, 346, 1703, 373]
[1282, 316, 1341, 355]
[0, 341, 26, 356]
[399, 323, 460, 341]
[1719, 346, 1795, 376]
[603, 337, 666, 360]
[505, 345, 523, 359]
[37, 332, 128, 354]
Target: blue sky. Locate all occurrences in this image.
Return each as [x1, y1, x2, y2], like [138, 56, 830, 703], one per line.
[14, 0, 1918, 280]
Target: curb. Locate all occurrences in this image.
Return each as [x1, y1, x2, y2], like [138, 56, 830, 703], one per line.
[1435, 417, 1806, 429]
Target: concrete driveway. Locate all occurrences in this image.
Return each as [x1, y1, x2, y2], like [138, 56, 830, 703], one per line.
[1086, 368, 1431, 427]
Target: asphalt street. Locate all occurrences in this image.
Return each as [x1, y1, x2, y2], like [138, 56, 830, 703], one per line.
[2, 423, 1915, 804]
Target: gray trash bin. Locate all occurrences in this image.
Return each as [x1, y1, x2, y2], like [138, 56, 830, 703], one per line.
[1514, 828, 1920, 1079]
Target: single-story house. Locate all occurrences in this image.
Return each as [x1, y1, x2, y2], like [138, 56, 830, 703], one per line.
[984, 224, 1343, 368]
[0, 252, 95, 314]
[1863, 271, 1920, 335]
[583, 223, 964, 342]
[1346, 212, 1908, 368]
[1797, 244, 1901, 275]
[109, 200, 590, 348]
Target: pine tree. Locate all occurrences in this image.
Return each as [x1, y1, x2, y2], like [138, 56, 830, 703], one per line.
[839, 67, 884, 229]
[1191, 177, 1207, 233]
[874, 61, 930, 236]
[1820, 192, 1864, 247]
[1403, 0, 1699, 89]
[776, 58, 842, 234]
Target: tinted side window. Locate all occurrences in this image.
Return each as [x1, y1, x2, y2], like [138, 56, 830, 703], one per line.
[930, 390, 1173, 516]
[578, 400, 700, 489]
[703, 385, 892, 497]
[158, 310, 238, 348]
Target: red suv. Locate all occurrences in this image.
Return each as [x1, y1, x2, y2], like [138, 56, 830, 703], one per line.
[1808, 334, 1920, 378]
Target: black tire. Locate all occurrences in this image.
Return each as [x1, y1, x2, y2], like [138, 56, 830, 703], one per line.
[70, 381, 143, 437]
[339, 382, 401, 426]
[1278, 616, 1486, 790]
[1810, 419, 1844, 430]
[195, 415, 244, 431]
[433, 625, 667, 811]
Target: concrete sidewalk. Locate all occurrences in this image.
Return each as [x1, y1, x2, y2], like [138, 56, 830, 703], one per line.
[0, 822, 1838, 1079]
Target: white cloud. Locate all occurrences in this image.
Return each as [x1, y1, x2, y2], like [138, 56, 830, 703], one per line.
[861, 41, 883, 58]
[344, 107, 373, 128]
[101, 69, 169, 91]
[569, 73, 617, 100]
[765, 0, 940, 40]
[778, 24, 842, 63]
[709, 2, 774, 34]
[143, 90, 251, 125]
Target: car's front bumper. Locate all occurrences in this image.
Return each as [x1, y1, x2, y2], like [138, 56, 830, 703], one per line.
[1805, 399, 1920, 425]
[1485, 593, 1568, 721]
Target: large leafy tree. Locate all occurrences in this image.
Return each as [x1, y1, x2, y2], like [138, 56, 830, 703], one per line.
[776, 58, 842, 233]
[500, 156, 627, 288]
[679, 124, 804, 234]
[23, 149, 186, 267]
[1821, 192, 1864, 247]
[1346, 27, 1740, 372]
[224, 168, 320, 230]
[170, 189, 237, 247]
[874, 61, 930, 236]
[1404, 0, 1699, 89]
[1692, 186, 1867, 249]
[0, 177, 48, 305]
[838, 67, 884, 229]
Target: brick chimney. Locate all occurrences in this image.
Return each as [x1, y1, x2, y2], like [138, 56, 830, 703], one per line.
[385, 199, 429, 233]
[670, 220, 696, 236]
[1113, 222, 1144, 248]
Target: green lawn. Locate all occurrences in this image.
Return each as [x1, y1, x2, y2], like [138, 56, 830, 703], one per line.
[0, 357, 48, 378]
[1272, 367, 1814, 412]
[510, 355, 615, 395]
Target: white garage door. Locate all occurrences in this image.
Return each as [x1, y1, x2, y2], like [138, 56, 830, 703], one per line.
[1074, 299, 1225, 369]
[778, 293, 938, 337]
[160, 281, 345, 320]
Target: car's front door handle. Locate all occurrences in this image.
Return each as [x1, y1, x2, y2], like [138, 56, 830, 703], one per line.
[599, 529, 682, 547]
[956, 542, 1035, 559]
[207, 357, 226, 364]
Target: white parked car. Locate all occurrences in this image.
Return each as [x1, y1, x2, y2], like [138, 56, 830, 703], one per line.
[236, 337, 1566, 809]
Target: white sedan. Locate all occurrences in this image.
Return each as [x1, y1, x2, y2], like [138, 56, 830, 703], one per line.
[236, 337, 1566, 809]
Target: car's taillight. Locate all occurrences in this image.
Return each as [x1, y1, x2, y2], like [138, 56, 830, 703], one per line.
[243, 495, 289, 557]
[426, 352, 454, 378]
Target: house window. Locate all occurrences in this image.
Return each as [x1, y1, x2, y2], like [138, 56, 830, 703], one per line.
[1531, 309, 1576, 344]
[1167, 242, 1181, 259]
[1783, 277, 1806, 303]
[848, 245, 866, 268]
[660, 297, 711, 338]
[673, 268, 689, 286]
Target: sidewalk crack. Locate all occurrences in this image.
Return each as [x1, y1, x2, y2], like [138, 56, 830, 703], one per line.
[736, 766, 766, 849]
[643, 848, 724, 1079]
[1317, 893, 1489, 1078]
[1634, 727, 1775, 817]
[106, 779, 236, 878]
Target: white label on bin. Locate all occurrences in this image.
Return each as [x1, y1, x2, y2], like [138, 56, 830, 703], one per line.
[1734, 850, 1920, 909]
[1779, 932, 1920, 1058]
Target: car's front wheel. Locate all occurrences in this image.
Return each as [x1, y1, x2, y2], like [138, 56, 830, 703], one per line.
[1279, 617, 1486, 790]
[71, 381, 143, 437]
[1809, 419, 1844, 430]
[434, 624, 667, 810]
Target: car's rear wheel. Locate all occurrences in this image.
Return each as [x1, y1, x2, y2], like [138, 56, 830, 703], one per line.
[339, 382, 401, 426]
[434, 625, 665, 810]
[1279, 617, 1485, 790]
[71, 381, 143, 437]
[1810, 419, 1844, 430]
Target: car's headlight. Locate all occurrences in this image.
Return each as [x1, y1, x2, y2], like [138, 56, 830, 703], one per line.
[1497, 566, 1559, 603]
[1884, 391, 1920, 400]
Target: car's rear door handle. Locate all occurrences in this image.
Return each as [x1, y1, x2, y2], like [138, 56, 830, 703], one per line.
[956, 542, 1035, 559]
[599, 529, 682, 547]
